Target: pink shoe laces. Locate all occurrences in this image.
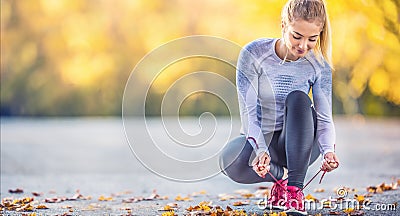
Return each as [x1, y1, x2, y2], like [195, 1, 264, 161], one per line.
[266, 160, 340, 191]
[302, 160, 340, 191]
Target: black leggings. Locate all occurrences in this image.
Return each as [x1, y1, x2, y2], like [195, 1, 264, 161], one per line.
[220, 91, 320, 188]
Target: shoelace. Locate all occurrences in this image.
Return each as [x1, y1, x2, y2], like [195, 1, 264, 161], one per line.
[302, 161, 340, 191]
[266, 161, 340, 191]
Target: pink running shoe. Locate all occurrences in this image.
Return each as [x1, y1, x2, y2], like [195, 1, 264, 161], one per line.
[267, 178, 288, 210]
[285, 186, 307, 215]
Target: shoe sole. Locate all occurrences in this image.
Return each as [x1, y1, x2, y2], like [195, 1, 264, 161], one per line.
[284, 208, 307, 216]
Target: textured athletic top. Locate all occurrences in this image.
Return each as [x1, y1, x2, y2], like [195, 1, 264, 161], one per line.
[237, 38, 336, 157]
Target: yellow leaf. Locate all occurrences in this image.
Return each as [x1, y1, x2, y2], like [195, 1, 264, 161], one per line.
[344, 208, 354, 213]
[36, 204, 49, 209]
[305, 194, 318, 202]
[98, 195, 113, 201]
[161, 210, 175, 216]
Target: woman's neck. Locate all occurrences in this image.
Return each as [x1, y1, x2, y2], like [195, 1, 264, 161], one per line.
[276, 38, 299, 62]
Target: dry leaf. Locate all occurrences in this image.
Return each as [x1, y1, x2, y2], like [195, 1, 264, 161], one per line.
[218, 193, 237, 201]
[267, 212, 287, 216]
[349, 210, 365, 215]
[232, 200, 250, 206]
[161, 211, 176, 216]
[314, 188, 325, 193]
[174, 195, 192, 201]
[98, 195, 113, 201]
[16, 203, 33, 212]
[159, 203, 178, 211]
[354, 194, 366, 204]
[234, 189, 251, 195]
[329, 211, 341, 215]
[343, 208, 355, 213]
[305, 194, 319, 202]
[36, 204, 49, 209]
[321, 200, 332, 208]
[31, 192, 42, 197]
[241, 193, 255, 198]
[366, 181, 397, 194]
[191, 190, 207, 197]
[254, 189, 270, 198]
[45, 197, 65, 203]
[9, 188, 24, 194]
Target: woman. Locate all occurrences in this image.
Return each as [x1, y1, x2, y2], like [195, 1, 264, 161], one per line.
[220, 0, 339, 215]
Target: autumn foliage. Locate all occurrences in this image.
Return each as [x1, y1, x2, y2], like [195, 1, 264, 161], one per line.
[1, 0, 399, 116]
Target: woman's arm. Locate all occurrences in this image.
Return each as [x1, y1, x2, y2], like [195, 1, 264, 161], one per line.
[312, 66, 336, 156]
[236, 46, 269, 157]
[312, 65, 339, 171]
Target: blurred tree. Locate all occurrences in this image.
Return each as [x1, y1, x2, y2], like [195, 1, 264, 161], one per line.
[1, 0, 399, 116]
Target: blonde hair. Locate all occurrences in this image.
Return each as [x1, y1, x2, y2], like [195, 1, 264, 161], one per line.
[281, 0, 333, 69]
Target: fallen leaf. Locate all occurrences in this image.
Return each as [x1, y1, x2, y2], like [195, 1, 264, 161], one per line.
[98, 195, 113, 201]
[16, 203, 33, 212]
[163, 205, 172, 211]
[354, 194, 367, 204]
[267, 212, 284, 216]
[305, 194, 319, 202]
[144, 189, 160, 200]
[349, 210, 364, 215]
[218, 193, 237, 201]
[329, 211, 341, 215]
[367, 181, 398, 193]
[161, 211, 176, 216]
[232, 200, 250, 206]
[45, 197, 66, 203]
[191, 190, 207, 197]
[159, 203, 178, 211]
[122, 197, 141, 203]
[234, 189, 251, 195]
[174, 195, 192, 201]
[36, 204, 48, 209]
[31, 192, 42, 197]
[322, 200, 333, 208]
[344, 208, 354, 214]
[314, 188, 325, 193]
[254, 189, 270, 198]
[9, 188, 24, 194]
[241, 193, 254, 198]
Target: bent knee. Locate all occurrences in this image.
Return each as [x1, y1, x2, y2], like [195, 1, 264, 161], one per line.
[285, 90, 311, 107]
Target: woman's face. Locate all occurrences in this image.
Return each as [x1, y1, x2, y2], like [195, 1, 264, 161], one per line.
[282, 19, 322, 59]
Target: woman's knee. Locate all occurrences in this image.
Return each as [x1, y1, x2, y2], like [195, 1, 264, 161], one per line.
[220, 156, 251, 183]
[285, 90, 311, 108]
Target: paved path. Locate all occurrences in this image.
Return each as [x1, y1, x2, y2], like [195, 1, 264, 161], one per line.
[1, 117, 399, 215]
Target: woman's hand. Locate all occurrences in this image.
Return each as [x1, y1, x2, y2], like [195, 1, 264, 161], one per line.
[321, 152, 339, 172]
[251, 151, 271, 178]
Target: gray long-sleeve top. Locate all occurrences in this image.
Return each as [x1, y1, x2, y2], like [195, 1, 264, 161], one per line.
[237, 38, 336, 157]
